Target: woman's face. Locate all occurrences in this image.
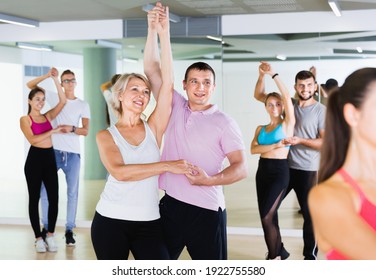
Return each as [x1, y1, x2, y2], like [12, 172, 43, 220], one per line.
[265, 96, 283, 118]
[121, 77, 151, 113]
[29, 92, 45, 112]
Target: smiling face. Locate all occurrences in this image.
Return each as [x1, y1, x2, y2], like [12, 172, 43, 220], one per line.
[120, 77, 151, 114]
[265, 94, 283, 118]
[28, 90, 45, 113]
[183, 68, 216, 111]
[295, 76, 317, 101]
[61, 72, 76, 94]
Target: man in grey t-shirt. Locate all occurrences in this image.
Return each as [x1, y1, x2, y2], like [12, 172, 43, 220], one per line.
[284, 70, 326, 260]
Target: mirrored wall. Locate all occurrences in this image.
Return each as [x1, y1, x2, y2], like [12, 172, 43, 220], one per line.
[222, 30, 376, 229]
[1, 29, 376, 230]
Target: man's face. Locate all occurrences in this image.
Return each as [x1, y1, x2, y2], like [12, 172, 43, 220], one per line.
[61, 73, 76, 92]
[183, 69, 216, 110]
[295, 77, 317, 101]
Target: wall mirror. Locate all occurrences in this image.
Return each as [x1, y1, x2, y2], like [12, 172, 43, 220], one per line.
[1, 26, 376, 232]
[222, 30, 376, 229]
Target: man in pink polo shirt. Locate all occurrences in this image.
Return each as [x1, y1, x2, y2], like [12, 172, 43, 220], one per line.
[144, 2, 248, 260]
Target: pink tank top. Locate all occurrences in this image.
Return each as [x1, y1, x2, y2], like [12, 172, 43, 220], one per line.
[29, 115, 53, 135]
[326, 168, 376, 260]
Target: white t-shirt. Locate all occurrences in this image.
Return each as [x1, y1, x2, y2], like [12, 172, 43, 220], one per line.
[46, 90, 91, 154]
[95, 122, 161, 221]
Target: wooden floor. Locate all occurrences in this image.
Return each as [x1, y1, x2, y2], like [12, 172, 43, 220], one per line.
[0, 224, 324, 260]
[0, 177, 324, 260]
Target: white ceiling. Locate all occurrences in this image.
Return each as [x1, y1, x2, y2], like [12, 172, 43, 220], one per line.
[1, 0, 376, 61]
[2, 0, 376, 22]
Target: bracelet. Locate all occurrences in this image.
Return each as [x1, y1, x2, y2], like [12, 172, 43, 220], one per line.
[272, 73, 279, 79]
[71, 126, 76, 133]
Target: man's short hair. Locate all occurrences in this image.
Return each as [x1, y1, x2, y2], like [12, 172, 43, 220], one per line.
[184, 62, 216, 83]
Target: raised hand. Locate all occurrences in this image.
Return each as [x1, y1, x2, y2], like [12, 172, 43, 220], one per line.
[259, 61, 275, 76]
[157, 6, 169, 34]
[147, 2, 165, 31]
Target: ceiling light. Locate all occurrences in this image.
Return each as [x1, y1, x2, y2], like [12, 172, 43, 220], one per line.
[328, 0, 341, 17]
[206, 36, 222, 42]
[206, 35, 224, 44]
[0, 13, 39, 28]
[142, 4, 181, 23]
[123, 58, 138, 63]
[95, 39, 122, 49]
[206, 35, 228, 45]
[276, 54, 286, 61]
[356, 47, 363, 53]
[16, 42, 53, 51]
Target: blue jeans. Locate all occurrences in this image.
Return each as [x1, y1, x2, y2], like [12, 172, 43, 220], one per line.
[41, 149, 81, 231]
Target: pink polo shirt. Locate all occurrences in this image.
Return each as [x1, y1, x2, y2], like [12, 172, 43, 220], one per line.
[159, 91, 245, 211]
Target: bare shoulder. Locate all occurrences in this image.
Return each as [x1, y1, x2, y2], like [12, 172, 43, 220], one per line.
[20, 115, 30, 124]
[309, 174, 353, 211]
[96, 129, 111, 143]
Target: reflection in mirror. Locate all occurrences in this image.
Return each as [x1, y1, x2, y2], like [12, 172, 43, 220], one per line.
[222, 31, 376, 230]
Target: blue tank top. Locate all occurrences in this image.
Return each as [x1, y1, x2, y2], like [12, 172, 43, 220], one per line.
[257, 123, 286, 145]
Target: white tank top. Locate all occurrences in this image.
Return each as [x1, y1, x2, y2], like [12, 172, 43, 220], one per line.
[95, 121, 161, 221]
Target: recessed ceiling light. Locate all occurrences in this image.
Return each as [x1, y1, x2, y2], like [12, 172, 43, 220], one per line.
[16, 42, 53, 51]
[0, 13, 39, 27]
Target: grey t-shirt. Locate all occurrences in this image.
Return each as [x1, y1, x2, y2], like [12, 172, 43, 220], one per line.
[288, 99, 326, 171]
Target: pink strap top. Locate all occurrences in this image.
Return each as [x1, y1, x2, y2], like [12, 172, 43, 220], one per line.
[326, 168, 376, 260]
[29, 115, 53, 135]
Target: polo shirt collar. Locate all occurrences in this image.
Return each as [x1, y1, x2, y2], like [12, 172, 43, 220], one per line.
[186, 103, 218, 115]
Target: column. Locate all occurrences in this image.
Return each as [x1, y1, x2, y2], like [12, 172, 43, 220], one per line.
[83, 47, 117, 179]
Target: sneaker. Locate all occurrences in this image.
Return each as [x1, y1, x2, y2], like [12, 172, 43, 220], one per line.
[46, 235, 58, 252]
[65, 230, 76, 246]
[41, 228, 48, 242]
[35, 239, 47, 253]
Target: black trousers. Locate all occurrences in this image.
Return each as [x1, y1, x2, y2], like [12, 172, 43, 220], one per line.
[91, 212, 170, 260]
[285, 168, 318, 260]
[24, 146, 59, 238]
[256, 158, 289, 259]
[159, 194, 227, 260]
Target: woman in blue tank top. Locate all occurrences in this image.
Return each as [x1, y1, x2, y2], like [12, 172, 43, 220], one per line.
[251, 61, 295, 259]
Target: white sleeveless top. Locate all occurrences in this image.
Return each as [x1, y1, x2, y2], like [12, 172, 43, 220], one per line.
[95, 121, 161, 221]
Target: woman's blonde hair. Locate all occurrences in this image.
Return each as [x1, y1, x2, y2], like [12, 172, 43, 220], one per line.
[111, 73, 151, 118]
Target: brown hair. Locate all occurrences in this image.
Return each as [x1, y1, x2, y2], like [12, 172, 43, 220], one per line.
[60, 69, 75, 80]
[184, 62, 216, 83]
[27, 87, 45, 114]
[264, 92, 282, 105]
[318, 68, 376, 182]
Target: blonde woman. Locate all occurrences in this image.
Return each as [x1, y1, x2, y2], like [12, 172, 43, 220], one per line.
[91, 6, 193, 260]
